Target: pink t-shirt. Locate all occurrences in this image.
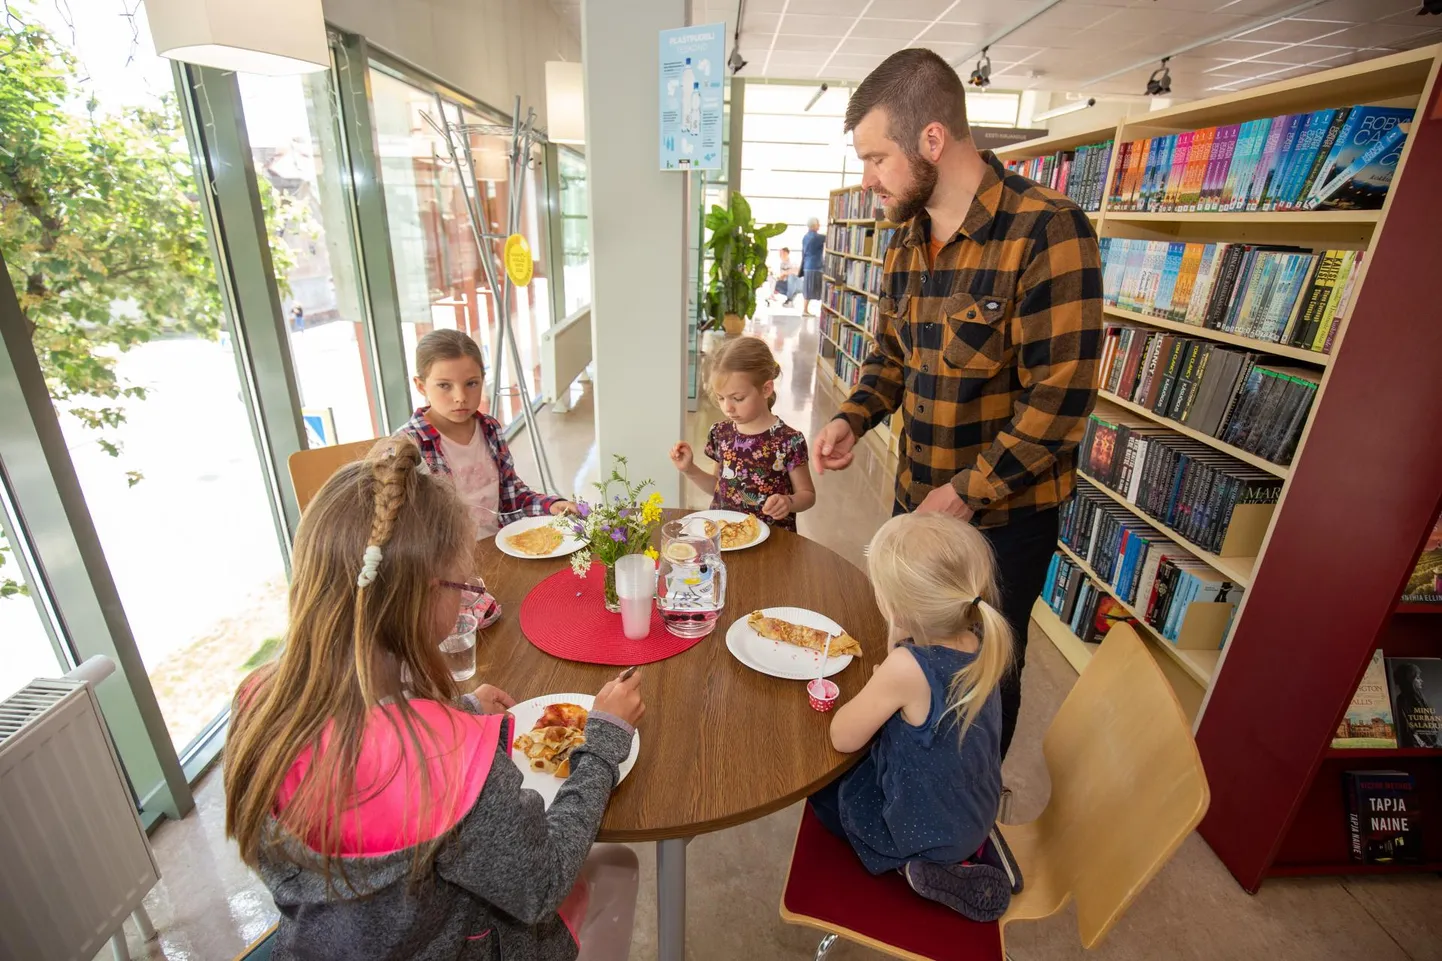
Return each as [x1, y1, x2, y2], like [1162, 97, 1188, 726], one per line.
[441, 424, 502, 538]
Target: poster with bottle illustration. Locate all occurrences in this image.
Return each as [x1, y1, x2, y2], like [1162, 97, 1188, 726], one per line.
[658, 23, 725, 171]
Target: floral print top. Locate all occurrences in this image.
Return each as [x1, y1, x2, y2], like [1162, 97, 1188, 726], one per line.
[705, 419, 809, 532]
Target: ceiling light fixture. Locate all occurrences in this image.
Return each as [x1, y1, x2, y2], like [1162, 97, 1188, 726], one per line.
[730, 0, 748, 74]
[1146, 58, 1172, 96]
[949, 0, 1066, 73]
[1419, 0, 1442, 13]
[969, 48, 992, 88]
[1033, 97, 1097, 122]
[804, 83, 829, 111]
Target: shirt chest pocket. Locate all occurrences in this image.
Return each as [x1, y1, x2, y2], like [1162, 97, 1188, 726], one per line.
[940, 292, 1012, 375]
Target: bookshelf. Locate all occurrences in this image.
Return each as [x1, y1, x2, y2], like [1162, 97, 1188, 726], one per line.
[818, 185, 903, 461]
[997, 44, 1442, 889]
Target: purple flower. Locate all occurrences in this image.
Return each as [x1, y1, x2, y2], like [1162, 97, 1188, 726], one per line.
[571, 522, 587, 537]
[610, 528, 628, 543]
[576, 501, 591, 518]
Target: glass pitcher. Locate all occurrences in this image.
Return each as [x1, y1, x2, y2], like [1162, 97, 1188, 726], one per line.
[655, 519, 727, 638]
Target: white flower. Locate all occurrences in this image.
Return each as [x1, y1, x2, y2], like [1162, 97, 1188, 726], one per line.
[570, 550, 592, 578]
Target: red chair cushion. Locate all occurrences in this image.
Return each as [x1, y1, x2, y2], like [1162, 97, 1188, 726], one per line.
[783, 805, 1003, 961]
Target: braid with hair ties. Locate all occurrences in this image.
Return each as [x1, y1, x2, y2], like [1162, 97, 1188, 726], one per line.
[355, 441, 422, 588]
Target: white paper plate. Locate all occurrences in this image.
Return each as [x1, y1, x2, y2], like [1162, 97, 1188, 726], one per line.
[683, 510, 771, 551]
[508, 693, 640, 808]
[725, 607, 854, 681]
[495, 515, 586, 560]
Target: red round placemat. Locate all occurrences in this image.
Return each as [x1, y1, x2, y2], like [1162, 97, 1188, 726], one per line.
[518, 564, 705, 665]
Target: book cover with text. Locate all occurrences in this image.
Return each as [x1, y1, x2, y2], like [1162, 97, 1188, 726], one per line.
[1402, 513, 1442, 604]
[1334, 650, 1397, 749]
[1344, 770, 1422, 864]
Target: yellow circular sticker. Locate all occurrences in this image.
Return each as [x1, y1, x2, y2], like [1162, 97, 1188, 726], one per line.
[503, 233, 533, 286]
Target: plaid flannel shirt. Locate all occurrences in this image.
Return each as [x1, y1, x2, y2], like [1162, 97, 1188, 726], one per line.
[837, 152, 1103, 527]
[396, 408, 558, 526]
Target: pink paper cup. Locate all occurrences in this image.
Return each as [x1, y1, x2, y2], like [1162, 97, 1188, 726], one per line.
[807, 678, 839, 712]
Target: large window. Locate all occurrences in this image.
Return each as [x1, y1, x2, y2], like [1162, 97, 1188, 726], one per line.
[237, 72, 381, 446]
[2, 1, 290, 753]
[558, 147, 591, 314]
[0, 499, 63, 703]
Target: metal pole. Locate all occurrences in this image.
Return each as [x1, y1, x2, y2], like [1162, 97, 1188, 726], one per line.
[656, 837, 688, 961]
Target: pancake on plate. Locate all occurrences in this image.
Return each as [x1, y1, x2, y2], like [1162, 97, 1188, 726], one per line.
[507, 526, 564, 556]
[746, 611, 862, 658]
[720, 514, 761, 549]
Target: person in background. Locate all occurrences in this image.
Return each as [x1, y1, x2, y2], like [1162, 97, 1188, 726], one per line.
[770, 246, 799, 304]
[225, 441, 646, 960]
[800, 217, 825, 316]
[811, 512, 1014, 921]
[397, 329, 574, 541]
[670, 335, 815, 531]
[290, 304, 305, 332]
[810, 48, 1102, 761]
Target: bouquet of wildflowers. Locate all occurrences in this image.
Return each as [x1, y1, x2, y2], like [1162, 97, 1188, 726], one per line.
[556, 456, 663, 605]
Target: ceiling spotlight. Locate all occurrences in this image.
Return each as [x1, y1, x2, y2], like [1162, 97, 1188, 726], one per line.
[1146, 57, 1172, 96]
[1033, 97, 1097, 122]
[1420, 0, 1442, 13]
[728, 48, 748, 74]
[804, 83, 829, 112]
[969, 47, 992, 88]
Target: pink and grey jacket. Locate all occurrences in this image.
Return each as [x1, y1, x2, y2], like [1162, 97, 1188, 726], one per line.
[251, 695, 633, 960]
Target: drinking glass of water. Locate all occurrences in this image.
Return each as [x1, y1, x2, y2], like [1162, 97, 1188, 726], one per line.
[615, 553, 657, 640]
[441, 611, 479, 682]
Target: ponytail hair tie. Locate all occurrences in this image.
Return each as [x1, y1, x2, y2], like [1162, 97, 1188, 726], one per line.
[357, 544, 383, 588]
[972, 595, 983, 608]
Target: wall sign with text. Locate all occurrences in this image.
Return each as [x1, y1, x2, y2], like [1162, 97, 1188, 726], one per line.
[659, 23, 725, 171]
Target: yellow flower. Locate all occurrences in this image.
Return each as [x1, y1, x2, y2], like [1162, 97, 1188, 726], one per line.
[644, 547, 659, 561]
[641, 491, 664, 525]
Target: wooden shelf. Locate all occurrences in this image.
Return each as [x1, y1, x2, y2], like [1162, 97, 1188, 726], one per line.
[820, 329, 864, 366]
[1055, 542, 1217, 685]
[1325, 747, 1442, 759]
[825, 248, 883, 265]
[1266, 861, 1442, 879]
[1077, 469, 1257, 586]
[821, 304, 874, 338]
[1395, 602, 1442, 614]
[1095, 392, 1290, 479]
[992, 123, 1122, 161]
[1029, 599, 1099, 675]
[1103, 306, 1331, 368]
[1105, 210, 1382, 225]
[834, 217, 876, 224]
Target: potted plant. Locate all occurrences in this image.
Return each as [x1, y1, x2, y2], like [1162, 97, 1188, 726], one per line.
[704, 192, 786, 337]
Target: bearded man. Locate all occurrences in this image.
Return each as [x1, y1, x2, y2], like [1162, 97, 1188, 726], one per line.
[811, 48, 1103, 759]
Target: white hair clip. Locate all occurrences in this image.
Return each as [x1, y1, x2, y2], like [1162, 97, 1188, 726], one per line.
[357, 544, 383, 588]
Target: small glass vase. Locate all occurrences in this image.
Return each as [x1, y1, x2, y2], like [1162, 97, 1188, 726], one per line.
[603, 561, 621, 613]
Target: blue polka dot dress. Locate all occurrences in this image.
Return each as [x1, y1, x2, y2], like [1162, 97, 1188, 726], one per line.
[829, 643, 1002, 874]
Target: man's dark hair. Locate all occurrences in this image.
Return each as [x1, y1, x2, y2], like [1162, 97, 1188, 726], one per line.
[781, 247, 790, 253]
[844, 48, 969, 153]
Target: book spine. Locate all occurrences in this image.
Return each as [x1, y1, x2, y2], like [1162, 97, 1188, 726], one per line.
[1345, 772, 1364, 863]
[1307, 106, 1364, 201]
[1322, 251, 1363, 353]
[1179, 344, 1214, 423]
[1163, 132, 1193, 212]
[1295, 107, 1351, 210]
[1261, 114, 1303, 210]
[1279, 109, 1330, 210]
[1309, 120, 1409, 209]
[1312, 250, 1357, 350]
[1294, 250, 1341, 348]
[1206, 245, 1248, 331]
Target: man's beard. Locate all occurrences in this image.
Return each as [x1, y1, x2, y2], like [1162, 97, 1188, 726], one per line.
[882, 152, 939, 223]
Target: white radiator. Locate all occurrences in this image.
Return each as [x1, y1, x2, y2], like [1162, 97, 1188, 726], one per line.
[0, 660, 160, 961]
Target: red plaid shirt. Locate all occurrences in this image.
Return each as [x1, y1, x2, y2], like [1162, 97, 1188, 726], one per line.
[396, 408, 558, 525]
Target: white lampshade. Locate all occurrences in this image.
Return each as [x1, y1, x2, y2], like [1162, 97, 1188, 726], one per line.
[546, 61, 586, 145]
[146, 0, 330, 75]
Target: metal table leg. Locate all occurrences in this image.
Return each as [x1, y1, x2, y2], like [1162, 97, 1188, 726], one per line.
[656, 837, 690, 961]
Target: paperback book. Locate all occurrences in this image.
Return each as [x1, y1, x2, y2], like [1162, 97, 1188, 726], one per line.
[1333, 650, 1398, 749]
[1344, 770, 1423, 864]
[1401, 513, 1442, 604]
[1388, 656, 1442, 749]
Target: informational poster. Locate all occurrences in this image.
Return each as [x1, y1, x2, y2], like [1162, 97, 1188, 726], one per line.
[658, 23, 725, 171]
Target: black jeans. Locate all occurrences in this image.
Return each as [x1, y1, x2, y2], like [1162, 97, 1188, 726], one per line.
[893, 503, 1060, 761]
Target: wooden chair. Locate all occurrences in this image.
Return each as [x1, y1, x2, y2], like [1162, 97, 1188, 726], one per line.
[230, 924, 276, 960]
[780, 623, 1210, 959]
[287, 438, 382, 513]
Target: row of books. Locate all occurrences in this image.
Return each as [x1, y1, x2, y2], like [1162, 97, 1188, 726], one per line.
[823, 285, 878, 337]
[825, 224, 876, 258]
[1100, 238, 1362, 354]
[1335, 650, 1441, 750]
[1003, 140, 1113, 212]
[1107, 105, 1413, 213]
[822, 252, 846, 285]
[829, 188, 881, 221]
[876, 227, 898, 260]
[823, 316, 869, 363]
[1079, 410, 1283, 554]
[1100, 324, 1320, 466]
[830, 349, 861, 389]
[842, 259, 882, 296]
[1041, 552, 1125, 645]
[1060, 480, 1243, 644]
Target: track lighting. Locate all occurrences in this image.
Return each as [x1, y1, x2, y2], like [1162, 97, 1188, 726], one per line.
[969, 48, 992, 88]
[728, 48, 747, 74]
[804, 83, 829, 112]
[1419, 0, 1442, 13]
[1033, 97, 1097, 122]
[1146, 57, 1172, 96]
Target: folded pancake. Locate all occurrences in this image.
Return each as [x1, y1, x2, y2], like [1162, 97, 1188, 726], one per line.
[720, 514, 760, 549]
[508, 526, 564, 556]
[746, 611, 862, 658]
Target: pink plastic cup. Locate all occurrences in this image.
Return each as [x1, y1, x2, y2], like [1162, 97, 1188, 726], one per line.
[807, 678, 839, 712]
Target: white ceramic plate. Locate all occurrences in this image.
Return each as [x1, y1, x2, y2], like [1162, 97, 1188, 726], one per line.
[725, 607, 854, 681]
[508, 693, 640, 809]
[495, 515, 586, 560]
[683, 510, 771, 551]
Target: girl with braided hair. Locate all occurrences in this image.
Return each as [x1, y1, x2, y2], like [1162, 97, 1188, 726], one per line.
[225, 441, 644, 960]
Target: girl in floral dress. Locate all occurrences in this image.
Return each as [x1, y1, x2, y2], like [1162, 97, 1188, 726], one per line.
[669, 336, 815, 532]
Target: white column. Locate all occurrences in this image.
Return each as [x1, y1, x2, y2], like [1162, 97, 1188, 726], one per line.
[582, 0, 689, 504]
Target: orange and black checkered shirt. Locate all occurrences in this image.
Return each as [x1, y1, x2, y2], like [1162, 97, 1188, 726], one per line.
[837, 152, 1103, 528]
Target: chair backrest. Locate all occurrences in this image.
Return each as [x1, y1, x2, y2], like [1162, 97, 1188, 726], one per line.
[1023, 623, 1210, 948]
[288, 439, 381, 513]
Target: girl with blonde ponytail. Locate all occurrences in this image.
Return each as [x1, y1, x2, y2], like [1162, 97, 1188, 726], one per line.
[807, 512, 1015, 921]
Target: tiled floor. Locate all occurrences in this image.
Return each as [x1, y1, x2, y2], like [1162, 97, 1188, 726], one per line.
[113, 310, 1442, 960]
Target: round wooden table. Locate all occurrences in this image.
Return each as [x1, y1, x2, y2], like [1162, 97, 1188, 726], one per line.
[473, 511, 886, 961]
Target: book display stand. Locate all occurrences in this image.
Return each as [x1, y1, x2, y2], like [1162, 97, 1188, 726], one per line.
[998, 45, 1442, 889]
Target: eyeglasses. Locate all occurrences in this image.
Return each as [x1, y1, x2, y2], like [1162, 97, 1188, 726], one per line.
[438, 578, 487, 609]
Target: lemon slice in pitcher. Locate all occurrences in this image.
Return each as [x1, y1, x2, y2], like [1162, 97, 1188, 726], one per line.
[663, 541, 699, 564]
